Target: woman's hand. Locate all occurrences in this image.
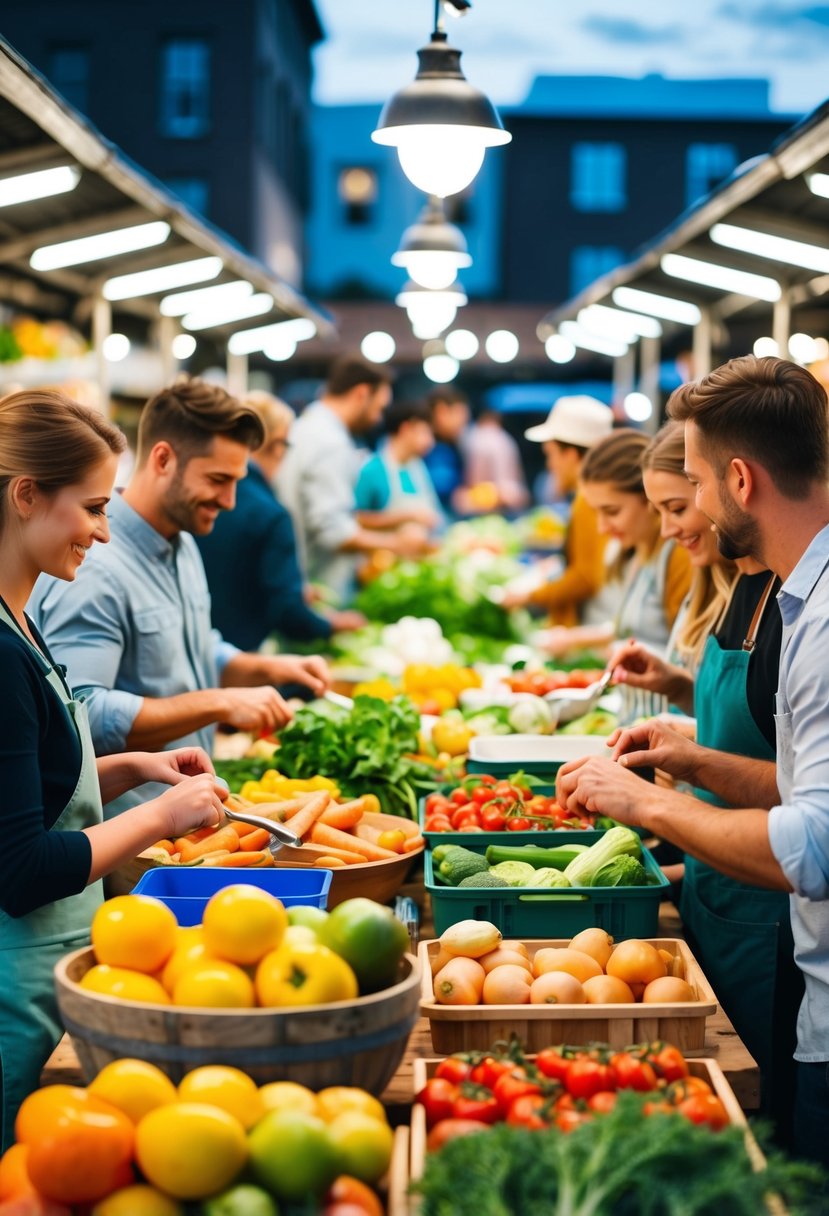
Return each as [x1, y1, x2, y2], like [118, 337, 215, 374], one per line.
[134, 747, 215, 787]
[149, 772, 227, 840]
[610, 638, 671, 692]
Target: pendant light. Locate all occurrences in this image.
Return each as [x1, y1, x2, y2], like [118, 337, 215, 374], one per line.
[372, 1, 511, 198]
[392, 196, 472, 290]
[396, 279, 467, 339]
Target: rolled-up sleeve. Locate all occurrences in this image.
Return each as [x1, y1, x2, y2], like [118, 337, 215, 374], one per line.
[768, 629, 829, 900]
[212, 631, 241, 677]
[33, 573, 142, 755]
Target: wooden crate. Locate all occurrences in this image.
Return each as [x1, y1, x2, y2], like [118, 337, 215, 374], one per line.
[419, 937, 718, 1055]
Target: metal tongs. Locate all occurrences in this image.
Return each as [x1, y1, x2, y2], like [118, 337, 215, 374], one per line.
[543, 667, 614, 724]
[221, 802, 301, 855]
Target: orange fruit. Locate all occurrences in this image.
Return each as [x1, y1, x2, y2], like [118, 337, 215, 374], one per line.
[0, 1144, 36, 1200]
[172, 960, 256, 1008]
[92, 1184, 185, 1215]
[135, 1103, 248, 1200]
[88, 1059, 178, 1123]
[16, 1085, 119, 1145]
[316, 1088, 386, 1125]
[606, 939, 668, 986]
[79, 965, 170, 1005]
[24, 1098, 134, 1205]
[91, 896, 178, 973]
[160, 927, 216, 994]
[178, 1067, 265, 1130]
[202, 885, 287, 966]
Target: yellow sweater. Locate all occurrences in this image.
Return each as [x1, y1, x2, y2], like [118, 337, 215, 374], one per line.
[527, 493, 607, 627]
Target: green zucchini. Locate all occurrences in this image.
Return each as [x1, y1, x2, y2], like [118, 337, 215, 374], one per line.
[484, 843, 589, 870]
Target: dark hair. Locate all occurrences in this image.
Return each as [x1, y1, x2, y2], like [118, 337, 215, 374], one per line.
[580, 428, 649, 494]
[325, 355, 392, 398]
[137, 377, 264, 465]
[384, 399, 431, 435]
[0, 388, 126, 528]
[427, 386, 469, 414]
[667, 355, 829, 499]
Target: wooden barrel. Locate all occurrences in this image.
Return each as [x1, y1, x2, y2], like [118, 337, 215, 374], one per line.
[54, 947, 421, 1094]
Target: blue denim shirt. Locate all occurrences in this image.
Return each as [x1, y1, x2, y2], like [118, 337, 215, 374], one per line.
[767, 522, 829, 1061]
[28, 492, 238, 815]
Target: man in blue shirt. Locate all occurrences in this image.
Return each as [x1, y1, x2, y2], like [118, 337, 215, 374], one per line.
[555, 355, 829, 1167]
[31, 378, 331, 816]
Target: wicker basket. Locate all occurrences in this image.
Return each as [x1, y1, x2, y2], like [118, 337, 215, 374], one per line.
[54, 947, 421, 1094]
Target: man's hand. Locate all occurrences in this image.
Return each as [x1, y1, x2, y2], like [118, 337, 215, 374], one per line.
[556, 755, 655, 828]
[390, 523, 432, 559]
[135, 747, 215, 786]
[261, 654, 331, 697]
[327, 609, 368, 633]
[500, 588, 530, 611]
[218, 686, 293, 732]
[608, 719, 702, 783]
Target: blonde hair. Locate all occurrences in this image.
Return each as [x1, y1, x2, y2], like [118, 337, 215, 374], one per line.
[0, 388, 125, 530]
[242, 391, 295, 445]
[643, 421, 738, 667]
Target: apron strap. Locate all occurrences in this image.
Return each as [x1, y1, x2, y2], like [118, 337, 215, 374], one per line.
[742, 574, 779, 652]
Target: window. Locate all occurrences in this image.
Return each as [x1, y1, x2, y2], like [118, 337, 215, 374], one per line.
[570, 246, 624, 295]
[686, 143, 737, 207]
[164, 177, 209, 216]
[570, 143, 626, 212]
[337, 166, 378, 226]
[49, 46, 90, 113]
[160, 39, 211, 138]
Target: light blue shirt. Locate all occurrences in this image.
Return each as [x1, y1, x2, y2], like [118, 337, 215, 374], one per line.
[28, 492, 239, 815]
[767, 521, 829, 1061]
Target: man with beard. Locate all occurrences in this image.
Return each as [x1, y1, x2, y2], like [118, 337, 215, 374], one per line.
[277, 355, 430, 602]
[556, 354, 829, 1168]
[30, 378, 330, 817]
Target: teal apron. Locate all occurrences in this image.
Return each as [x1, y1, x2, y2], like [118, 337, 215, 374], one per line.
[0, 600, 103, 1150]
[681, 575, 801, 1129]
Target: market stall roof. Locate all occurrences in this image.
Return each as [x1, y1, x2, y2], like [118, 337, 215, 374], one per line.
[537, 98, 829, 350]
[0, 37, 334, 339]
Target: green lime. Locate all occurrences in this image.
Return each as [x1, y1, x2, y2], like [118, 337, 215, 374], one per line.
[202, 1183, 279, 1216]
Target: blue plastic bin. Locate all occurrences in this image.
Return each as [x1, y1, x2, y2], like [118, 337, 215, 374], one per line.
[132, 867, 332, 926]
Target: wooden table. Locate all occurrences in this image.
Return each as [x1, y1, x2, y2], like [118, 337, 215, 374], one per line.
[42, 892, 760, 1115]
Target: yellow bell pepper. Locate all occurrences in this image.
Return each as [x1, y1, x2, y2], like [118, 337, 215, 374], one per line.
[255, 942, 358, 1007]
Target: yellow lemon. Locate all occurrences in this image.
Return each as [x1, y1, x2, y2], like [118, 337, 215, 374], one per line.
[172, 960, 255, 1008]
[178, 1066, 265, 1131]
[160, 927, 217, 995]
[326, 1111, 394, 1184]
[202, 885, 287, 966]
[316, 1087, 386, 1125]
[135, 1102, 247, 1201]
[80, 965, 170, 1005]
[91, 895, 178, 973]
[91, 1183, 184, 1215]
[259, 1081, 318, 1118]
[88, 1059, 177, 1123]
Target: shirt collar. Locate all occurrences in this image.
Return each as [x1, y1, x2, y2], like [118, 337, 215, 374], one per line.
[778, 521, 829, 626]
[109, 491, 177, 565]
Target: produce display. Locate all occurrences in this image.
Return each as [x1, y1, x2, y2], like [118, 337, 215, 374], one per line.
[423, 773, 605, 833]
[429, 923, 698, 1007]
[73, 889, 409, 1008]
[1, 1061, 393, 1211]
[432, 828, 656, 890]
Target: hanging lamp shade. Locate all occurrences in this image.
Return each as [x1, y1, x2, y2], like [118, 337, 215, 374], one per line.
[396, 278, 467, 339]
[392, 197, 472, 290]
[372, 32, 511, 198]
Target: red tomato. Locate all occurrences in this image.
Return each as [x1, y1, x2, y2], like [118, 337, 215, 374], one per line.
[450, 802, 478, 827]
[426, 1119, 491, 1152]
[470, 1057, 514, 1088]
[676, 1093, 729, 1131]
[506, 817, 532, 832]
[555, 1108, 591, 1133]
[425, 815, 452, 833]
[471, 785, 496, 806]
[435, 1058, 474, 1084]
[426, 794, 451, 815]
[452, 810, 482, 830]
[324, 1176, 383, 1216]
[450, 789, 470, 806]
[647, 1044, 690, 1084]
[453, 1091, 500, 1124]
[493, 782, 520, 800]
[506, 1093, 552, 1129]
[480, 805, 507, 832]
[415, 1078, 459, 1129]
[492, 1071, 542, 1115]
[536, 1049, 573, 1084]
[611, 1053, 659, 1093]
[665, 1076, 713, 1105]
[587, 1090, 618, 1114]
[565, 1059, 616, 1100]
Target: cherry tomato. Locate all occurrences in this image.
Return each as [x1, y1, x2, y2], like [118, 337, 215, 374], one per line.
[426, 1119, 491, 1152]
[426, 794, 451, 815]
[471, 785, 496, 806]
[415, 1078, 459, 1128]
[666, 1076, 713, 1105]
[611, 1053, 659, 1093]
[676, 1093, 729, 1131]
[555, 1107, 591, 1133]
[506, 1093, 552, 1129]
[536, 1049, 572, 1084]
[425, 815, 452, 833]
[492, 1070, 542, 1115]
[452, 809, 482, 830]
[587, 1090, 618, 1114]
[480, 805, 507, 832]
[647, 1043, 690, 1084]
[450, 788, 470, 806]
[493, 782, 520, 800]
[453, 1089, 501, 1124]
[435, 1058, 474, 1084]
[565, 1059, 616, 1100]
[507, 817, 532, 832]
[470, 1056, 514, 1088]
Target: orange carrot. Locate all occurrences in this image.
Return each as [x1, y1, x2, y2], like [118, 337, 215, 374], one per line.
[310, 822, 397, 861]
[287, 791, 331, 840]
[174, 825, 217, 852]
[403, 834, 425, 853]
[202, 849, 272, 867]
[226, 819, 258, 838]
[239, 828, 272, 852]
[155, 839, 176, 855]
[294, 842, 366, 865]
[319, 800, 365, 831]
[178, 825, 240, 864]
[250, 796, 311, 822]
[313, 855, 346, 868]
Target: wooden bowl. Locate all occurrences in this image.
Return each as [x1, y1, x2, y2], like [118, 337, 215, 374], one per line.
[54, 947, 421, 1093]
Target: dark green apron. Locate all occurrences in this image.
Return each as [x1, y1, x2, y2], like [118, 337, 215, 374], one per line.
[681, 576, 801, 1130]
[0, 601, 103, 1150]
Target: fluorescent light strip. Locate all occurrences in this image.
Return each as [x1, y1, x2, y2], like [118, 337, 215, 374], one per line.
[710, 222, 829, 274]
[228, 318, 317, 354]
[31, 221, 170, 270]
[0, 165, 80, 207]
[579, 303, 662, 340]
[182, 292, 274, 331]
[559, 320, 628, 358]
[612, 286, 701, 326]
[806, 173, 829, 200]
[161, 280, 253, 317]
[660, 253, 781, 301]
[103, 256, 223, 301]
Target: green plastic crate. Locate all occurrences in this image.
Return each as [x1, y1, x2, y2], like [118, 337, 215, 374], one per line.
[426, 835, 669, 940]
[418, 783, 601, 848]
[465, 734, 611, 781]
